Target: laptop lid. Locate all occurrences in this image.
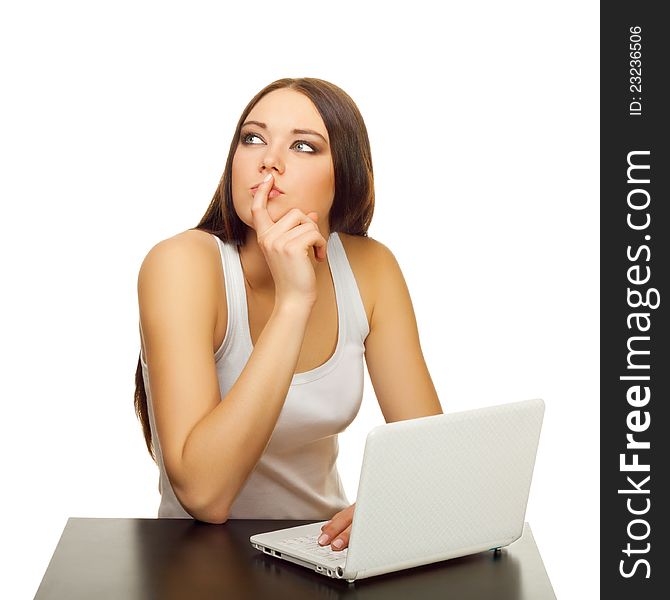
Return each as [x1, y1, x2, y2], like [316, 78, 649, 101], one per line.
[342, 398, 545, 581]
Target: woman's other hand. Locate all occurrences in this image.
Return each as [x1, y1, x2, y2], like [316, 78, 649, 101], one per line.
[317, 503, 355, 551]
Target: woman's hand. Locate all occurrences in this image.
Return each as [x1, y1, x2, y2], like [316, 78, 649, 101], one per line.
[317, 503, 355, 551]
[251, 173, 328, 308]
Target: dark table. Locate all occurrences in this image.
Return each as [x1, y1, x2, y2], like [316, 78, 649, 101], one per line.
[35, 518, 556, 599]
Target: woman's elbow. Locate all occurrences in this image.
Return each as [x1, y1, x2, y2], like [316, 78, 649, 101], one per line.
[175, 486, 230, 525]
[194, 510, 229, 525]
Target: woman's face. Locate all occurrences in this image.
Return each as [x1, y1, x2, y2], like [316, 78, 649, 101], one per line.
[231, 88, 335, 233]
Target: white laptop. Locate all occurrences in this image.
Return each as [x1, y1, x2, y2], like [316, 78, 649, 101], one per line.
[250, 398, 545, 583]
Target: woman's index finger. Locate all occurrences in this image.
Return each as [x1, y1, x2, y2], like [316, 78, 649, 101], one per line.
[250, 174, 275, 235]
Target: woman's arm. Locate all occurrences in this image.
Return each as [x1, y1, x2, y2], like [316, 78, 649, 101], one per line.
[363, 240, 443, 421]
[138, 233, 313, 524]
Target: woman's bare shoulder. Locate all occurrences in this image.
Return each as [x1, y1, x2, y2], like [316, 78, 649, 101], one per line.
[138, 230, 223, 312]
[337, 232, 393, 272]
[139, 229, 221, 274]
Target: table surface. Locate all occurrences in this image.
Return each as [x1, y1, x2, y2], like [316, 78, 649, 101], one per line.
[35, 518, 556, 600]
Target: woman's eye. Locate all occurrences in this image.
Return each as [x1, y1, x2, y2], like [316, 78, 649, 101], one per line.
[241, 133, 263, 144]
[240, 132, 316, 153]
[292, 141, 316, 153]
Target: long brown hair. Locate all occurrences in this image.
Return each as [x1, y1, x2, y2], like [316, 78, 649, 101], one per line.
[134, 77, 375, 461]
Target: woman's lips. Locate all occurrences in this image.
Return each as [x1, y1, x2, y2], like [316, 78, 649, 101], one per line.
[250, 186, 284, 199]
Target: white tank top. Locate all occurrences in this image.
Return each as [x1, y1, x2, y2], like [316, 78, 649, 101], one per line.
[140, 231, 370, 519]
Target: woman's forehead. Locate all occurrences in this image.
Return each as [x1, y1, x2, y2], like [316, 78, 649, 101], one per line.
[246, 89, 328, 140]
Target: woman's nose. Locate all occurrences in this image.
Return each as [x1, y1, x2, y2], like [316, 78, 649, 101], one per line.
[260, 148, 284, 173]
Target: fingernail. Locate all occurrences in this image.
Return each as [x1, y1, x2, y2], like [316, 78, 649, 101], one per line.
[332, 539, 344, 549]
[318, 533, 330, 545]
[263, 173, 272, 182]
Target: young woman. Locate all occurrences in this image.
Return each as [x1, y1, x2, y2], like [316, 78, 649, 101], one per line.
[134, 77, 443, 553]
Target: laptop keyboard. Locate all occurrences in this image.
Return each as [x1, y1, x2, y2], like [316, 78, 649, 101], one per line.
[279, 534, 348, 564]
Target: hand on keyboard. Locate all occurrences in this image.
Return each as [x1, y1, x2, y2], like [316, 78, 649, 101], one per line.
[317, 502, 355, 551]
[281, 534, 348, 563]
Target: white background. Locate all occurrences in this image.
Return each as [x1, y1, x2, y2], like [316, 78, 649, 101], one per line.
[0, 1, 599, 597]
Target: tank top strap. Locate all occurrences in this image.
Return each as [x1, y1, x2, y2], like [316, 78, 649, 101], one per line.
[211, 234, 247, 358]
[327, 232, 370, 344]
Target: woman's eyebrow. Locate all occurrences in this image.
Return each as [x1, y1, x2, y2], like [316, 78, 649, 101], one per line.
[241, 120, 328, 145]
